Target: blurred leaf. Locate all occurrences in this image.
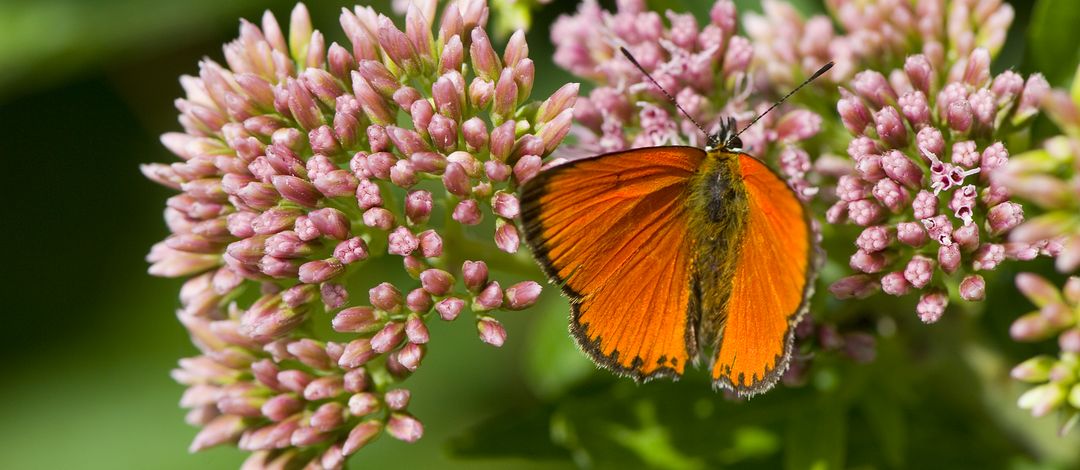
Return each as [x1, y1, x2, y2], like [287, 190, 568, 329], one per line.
[524, 296, 595, 399]
[1028, 0, 1080, 86]
[447, 403, 572, 461]
[783, 394, 846, 470]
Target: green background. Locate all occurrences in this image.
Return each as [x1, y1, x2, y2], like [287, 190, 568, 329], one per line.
[2, 0, 1079, 468]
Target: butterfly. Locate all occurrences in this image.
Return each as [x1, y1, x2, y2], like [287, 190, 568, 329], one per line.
[520, 49, 830, 396]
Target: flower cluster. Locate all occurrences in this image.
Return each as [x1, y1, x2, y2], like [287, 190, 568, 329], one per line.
[143, 1, 571, 465]
[1009, 273, 1080, 435]
[997, 65, 1080, 273]
[826, 47, 1051, 322]
[745, 0, 1014, 90]
[550, 0, 823, 199]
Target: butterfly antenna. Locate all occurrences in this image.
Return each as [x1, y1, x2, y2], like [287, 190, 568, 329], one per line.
[620, 47, 709, 141]
[729, 62, 834, 146]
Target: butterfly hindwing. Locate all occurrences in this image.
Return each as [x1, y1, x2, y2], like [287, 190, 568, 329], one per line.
[521, 147, 706, 380]
[711, 154, 814, 395]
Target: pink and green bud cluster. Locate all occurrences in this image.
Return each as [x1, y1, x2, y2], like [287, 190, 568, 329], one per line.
[746, 0, 1013, 91]
[997, 64, 1080, 273]
[826, 48, 1052, 323]
[143, 1, 561, 465]
[1008, 273, 1080, 435]
[550, 0, 823, 200]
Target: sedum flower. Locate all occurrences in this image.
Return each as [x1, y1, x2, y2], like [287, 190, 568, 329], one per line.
[1008, 273, 1080, 435]
[550, 0, 823, 199]
[997, 63, 1080, 273]
[746, 0, 1013, 91]
[143, 1, 564, 465]
[826, 48, 1051, 322]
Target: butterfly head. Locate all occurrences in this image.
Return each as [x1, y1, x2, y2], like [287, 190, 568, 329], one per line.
[709, 116, 743, 153]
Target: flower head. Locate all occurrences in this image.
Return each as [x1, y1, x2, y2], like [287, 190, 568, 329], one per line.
[997, 63, 1080, 273]
[144, 1, 566, 464]
[1008, 273, 1080, 434]
[550, 0, 822, 199]
[826, 48, 1050, 321]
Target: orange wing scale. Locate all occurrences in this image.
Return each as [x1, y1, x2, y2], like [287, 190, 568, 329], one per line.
[712, 154, 813, 394]
[521, 147, 706, 380]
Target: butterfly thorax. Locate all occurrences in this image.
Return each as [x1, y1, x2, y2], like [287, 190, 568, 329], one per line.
[686, 150, 750, 353]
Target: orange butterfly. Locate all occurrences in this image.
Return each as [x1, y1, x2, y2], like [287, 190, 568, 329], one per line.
[520, 50, 830, 396]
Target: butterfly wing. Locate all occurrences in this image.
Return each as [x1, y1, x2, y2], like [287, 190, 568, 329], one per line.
[521, 147, 706, 380]
[711, 154, 815, 395]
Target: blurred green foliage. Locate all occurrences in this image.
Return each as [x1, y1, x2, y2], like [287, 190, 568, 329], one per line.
[3, 0, 1080, 468]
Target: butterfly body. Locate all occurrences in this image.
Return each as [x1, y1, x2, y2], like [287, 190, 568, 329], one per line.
[521, 145, 815, 396]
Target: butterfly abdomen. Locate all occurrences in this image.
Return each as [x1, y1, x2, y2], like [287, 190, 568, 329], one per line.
[687, 151, 750, 348]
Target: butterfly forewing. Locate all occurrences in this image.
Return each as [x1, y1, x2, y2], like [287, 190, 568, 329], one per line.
[521, 147, 707, 380]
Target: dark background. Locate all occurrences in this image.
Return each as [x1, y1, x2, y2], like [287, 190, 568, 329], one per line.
[3, 0, 1077, 468]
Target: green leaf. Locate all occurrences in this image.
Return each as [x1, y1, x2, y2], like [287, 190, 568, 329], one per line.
[1028, 0, 1080, 86]
[783, 394, 847, 470]
[523, 297, 595, 399]
[446, 403, 572, 461]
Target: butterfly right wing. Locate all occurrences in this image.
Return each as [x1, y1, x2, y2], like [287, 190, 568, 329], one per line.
[520, 147, 706, 380]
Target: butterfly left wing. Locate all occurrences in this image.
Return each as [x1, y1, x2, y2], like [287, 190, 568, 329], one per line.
[520, 147, 706, 381]
[712, 154, 815, 395]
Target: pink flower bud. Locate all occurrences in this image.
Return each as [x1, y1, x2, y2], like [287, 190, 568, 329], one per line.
[1010, 312, 1052, 342]
[956, 274, 986, 301]
[384, 388, 412, 411]
[417, 230, 443, 258]
[477, 317, 506, 347]
[829, 274, 879, 299]
[304, 376, 344, 401]
[308, 208, 350, 240]
[987, 202, 1024, 236]
[513, 155, 543, 184]
[369, 282, 403, 312]
[462, 117, 489, 151]
[405, 190, 433, 224]
[406, 315, 429, 343]
[505, 281, 542, 310]
[952, 224, 980, 252]
[850, 249, 888, 273]
[875, 106, 908, 149]
[462, 260, 488, 292]
[489, 120, 515, 161]
[443, 162, 471, 196]
[452, 199, 483, 225]
[396, 343, 425, 372]
[972, 244, 1005, 271]
[355, 178, 383, 209]
[916, 291, 948, 323]
[912, 190, 938, 219]
[473, 281, 503, 311]
[334, 237, 370, 264]
[309, 402, 345, 432]
[343, 368, 370, 393]
[387, 413, 424, 443]
[342, 421, 382, 456]
[370, 321, 406, 354]
[856, 226, 893, 253]
[388, 226, 420, 256]
[405, 288, 433, 314]
[419, 269, 454, 296]
[333, 306, 381, 333]
[298, 258, 345, 284]
[495, 220, 521, 253]
[903, 256, 935, 288]
[338, 338, 376, 369]
[435, 297, 465, 321]
[938, 244, 962, 274]
[321, 283, 348, 310]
